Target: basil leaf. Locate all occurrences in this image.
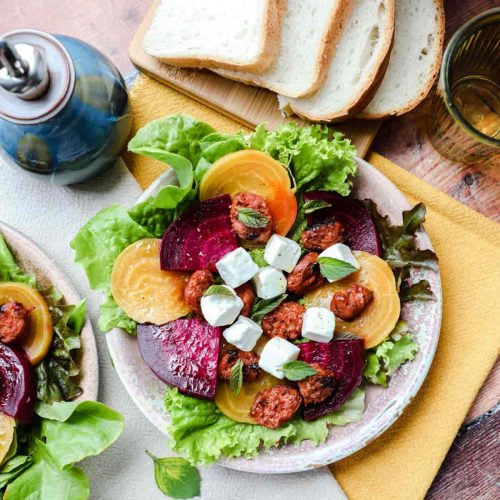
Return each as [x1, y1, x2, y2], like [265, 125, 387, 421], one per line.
[203, 285, 234, 297]
[287, 194, 307, 243]
[237, 208, 269, 228]
[400, 279, 434, 302]
[282, 361, 317, 381]
[251, 294, 288, 324]
[249, 248, 268, 268]
[229, 359, 243, 396]
[146, 452, 201, 499]
[293, 337, 310, 344]
[318, 257, 357, 281]
[303, 200, 331, 214]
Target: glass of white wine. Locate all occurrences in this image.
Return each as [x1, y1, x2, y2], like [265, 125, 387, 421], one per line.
[426, 8, 500, 164]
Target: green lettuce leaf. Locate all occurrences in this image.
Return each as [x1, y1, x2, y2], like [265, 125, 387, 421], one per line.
[36, 400, 124, 468]
[0, 232, 36, 286]
[164, 387, 364, 465]
[0, 455, 32, 490]
[364, 320, 419, 386]
[128, 198, 174, 239]
[4, 440, 89, 500]
[71, 205, 152, 333]
[35, 290, 87, 404]
[366, 201, 438, 269]
[247, 123, 357, 195]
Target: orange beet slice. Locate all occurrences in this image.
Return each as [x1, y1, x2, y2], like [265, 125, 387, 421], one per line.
[0, 282, 53, 365]
[199, 150, 297, 235]
[305, 251, 400, 348]
[0, 413, 16, 464]
[111, 238, 190, 325]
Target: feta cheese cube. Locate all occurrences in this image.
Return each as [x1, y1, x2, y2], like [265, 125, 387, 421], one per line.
[200, 286, 243, 327]
[264, 234, 302, 272]
[216, 247, 259, 288]
[258, 337, 300, 379]
[318, 243, 360, 282]
[252, 266, 287, 299]
[223, 316, 263, 351]
[301, 307, 335, 343]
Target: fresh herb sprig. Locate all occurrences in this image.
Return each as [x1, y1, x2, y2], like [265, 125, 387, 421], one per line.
[251, 294, 288, 324]
[237, 208, 269, 228]
[229, 359, 243, 396]
[317, 257, 357, 282]
[282, 361, 317, 381]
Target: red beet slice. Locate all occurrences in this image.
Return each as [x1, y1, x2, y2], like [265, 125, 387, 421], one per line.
[303, 191, 382, 256]
[0, 343, 36, 423]
[137, 318, 220, 399]
[298, 339, 364, 420]
[160, 194, 238, 272]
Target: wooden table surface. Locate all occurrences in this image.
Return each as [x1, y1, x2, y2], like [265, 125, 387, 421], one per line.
[2, 1, 499, 498]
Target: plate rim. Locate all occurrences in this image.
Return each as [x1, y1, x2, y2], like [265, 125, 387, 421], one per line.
[0, 221, 99, 403]
[106, 157, 442, 473]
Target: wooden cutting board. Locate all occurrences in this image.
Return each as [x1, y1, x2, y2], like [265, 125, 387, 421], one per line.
[128, 0, 381, 157]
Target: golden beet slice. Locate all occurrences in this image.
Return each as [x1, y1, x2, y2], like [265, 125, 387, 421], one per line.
[215, 372, 283, 424]
[305, 251, 400, 348]
[0, 413, 15, 465]
[0, 282, 53, 365]
[199, 150, 297, 236]
[111, 238, 190, 325]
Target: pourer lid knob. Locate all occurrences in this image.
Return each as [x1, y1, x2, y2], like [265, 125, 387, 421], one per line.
[0, 38, 50, 100]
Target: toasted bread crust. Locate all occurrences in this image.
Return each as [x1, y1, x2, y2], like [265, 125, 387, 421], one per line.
[214, 0, 351, 98]
[150, 0, 284, 73]
[358, 0, 445, 120]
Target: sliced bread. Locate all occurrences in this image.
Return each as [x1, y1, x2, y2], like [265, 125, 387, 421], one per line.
[143, 0, 284, 73]
[359, 0, 445, 119]
[278, 0, 395, 122]
[214, 0, 348, 99]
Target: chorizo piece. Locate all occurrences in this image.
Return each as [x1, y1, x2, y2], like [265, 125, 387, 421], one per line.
[184, 269, 214, 316]
[250, 385, 302, 428]
[297, 363, 336, 405]
[287, 253, 325, 295]
[261, 301, 305, 341]
[330, 283, 374, 321]
[0, 301, 32, 345]
[235, 283, 255, 317]
[230, 192, 273, 244]
[218, 349, 261, 383]
[301, 219, 344, 251]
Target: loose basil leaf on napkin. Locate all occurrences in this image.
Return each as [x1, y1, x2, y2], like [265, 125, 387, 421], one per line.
[366, 201, 438, 269]
[4, 440, 90, 500]
[36, 400, 124, 468]
[146, 452, 201, 499]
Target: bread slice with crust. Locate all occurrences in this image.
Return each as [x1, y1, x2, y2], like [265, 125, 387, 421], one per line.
[214, 0, 349, 99]
[278, 0, 395, 122]
[143, 0, 284, 73]
[358, 0, 445, 119]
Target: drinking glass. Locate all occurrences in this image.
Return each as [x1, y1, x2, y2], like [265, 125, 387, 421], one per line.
[426, 8, 500, 164]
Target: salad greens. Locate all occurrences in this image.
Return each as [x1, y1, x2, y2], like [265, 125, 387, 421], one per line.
[164, 387, 364, 465]
[364, 321, 419, 386]
[73, 115, 358, 334]
[0, 233, 124, 499]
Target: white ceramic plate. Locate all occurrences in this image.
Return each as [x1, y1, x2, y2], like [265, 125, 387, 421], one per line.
[0, 222, 99, 402]
[106, 157, 442, 473]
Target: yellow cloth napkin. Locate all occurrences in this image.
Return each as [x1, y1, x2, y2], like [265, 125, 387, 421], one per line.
[126, 74, 500, 500]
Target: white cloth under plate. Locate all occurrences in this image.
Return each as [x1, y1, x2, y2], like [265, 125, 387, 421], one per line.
[0, 153, 346, 500]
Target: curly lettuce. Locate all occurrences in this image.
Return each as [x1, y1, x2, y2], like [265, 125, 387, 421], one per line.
[164, 387, 365, 465]
[364, 321, 419, 386]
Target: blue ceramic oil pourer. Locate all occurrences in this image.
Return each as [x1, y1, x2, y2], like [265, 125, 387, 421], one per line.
[0, 30, 132, 185]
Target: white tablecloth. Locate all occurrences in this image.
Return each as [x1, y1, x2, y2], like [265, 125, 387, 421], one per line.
[0, 154, 346, 500]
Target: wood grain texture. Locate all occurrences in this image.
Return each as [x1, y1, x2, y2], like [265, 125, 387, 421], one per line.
[1, 1, 499, 498]
[127, 0, 380, 158]
[427, 409, 500, 500]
